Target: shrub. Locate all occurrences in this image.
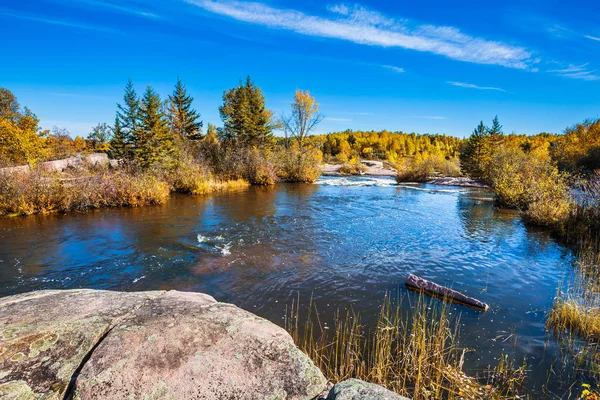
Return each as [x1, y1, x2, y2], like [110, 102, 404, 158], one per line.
[339, 157, 367, 175]
[487, 147, 572, 226]
[275, 147, 322, 183]
[396, 154, 461, 182]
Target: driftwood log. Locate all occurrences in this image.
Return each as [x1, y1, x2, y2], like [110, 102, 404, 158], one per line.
[405, 274, 489, 311]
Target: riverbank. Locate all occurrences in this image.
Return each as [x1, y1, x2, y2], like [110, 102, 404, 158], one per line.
[0, 289, 522, 399]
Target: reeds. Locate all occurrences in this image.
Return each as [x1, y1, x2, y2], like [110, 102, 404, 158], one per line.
[286, 294, 526, 400]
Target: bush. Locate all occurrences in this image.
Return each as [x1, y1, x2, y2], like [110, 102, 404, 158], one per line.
[338, 157, 367, 175]
[396, 154, 460, 182]
[487, 147, 572, 226]
[275, 147, 322, 183]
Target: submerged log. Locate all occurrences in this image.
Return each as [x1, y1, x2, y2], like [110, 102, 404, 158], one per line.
[405, 274, 489, 311]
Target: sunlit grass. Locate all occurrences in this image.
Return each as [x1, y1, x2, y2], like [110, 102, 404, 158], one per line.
[286, 294, 526, 400]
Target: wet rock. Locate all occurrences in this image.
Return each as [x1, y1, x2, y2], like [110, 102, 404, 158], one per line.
[0, 289, 326, 400]
[326, 379, 410, 400]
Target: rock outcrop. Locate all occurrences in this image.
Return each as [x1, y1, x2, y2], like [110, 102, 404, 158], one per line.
[326, 379, 410, 400]
[0, 289, 326, 400]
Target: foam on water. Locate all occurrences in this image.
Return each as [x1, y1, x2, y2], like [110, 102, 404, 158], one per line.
[216, 242, 232, 256]
[315, 176, 396, 187]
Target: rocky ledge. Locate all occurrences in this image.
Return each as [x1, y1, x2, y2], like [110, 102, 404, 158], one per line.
[0, 289, 407, 400]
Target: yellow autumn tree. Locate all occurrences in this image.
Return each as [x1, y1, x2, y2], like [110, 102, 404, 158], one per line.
[281, 90, 323, 148]
[0, 88, 48, 166]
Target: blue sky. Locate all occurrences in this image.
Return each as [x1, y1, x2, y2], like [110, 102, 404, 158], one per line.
[2, 0, 599, 138]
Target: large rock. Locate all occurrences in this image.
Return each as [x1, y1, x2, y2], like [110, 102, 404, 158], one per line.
[326, 379, 409, 400]
[0, 290, 326, 400]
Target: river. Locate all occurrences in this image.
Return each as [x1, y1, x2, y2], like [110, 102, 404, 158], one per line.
[0, 176, 584, 397]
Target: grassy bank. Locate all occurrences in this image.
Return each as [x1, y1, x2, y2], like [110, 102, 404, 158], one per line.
[0, 164, 249, 217]
[286, 294, 526, 400]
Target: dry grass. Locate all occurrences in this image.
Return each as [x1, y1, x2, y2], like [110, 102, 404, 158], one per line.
[286, 294, 526, 400]
[0, 169, 170, 216]
[0, 162, 250, 217]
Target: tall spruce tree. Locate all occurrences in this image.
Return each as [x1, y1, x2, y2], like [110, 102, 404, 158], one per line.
[115, 79, 140, 159]
[136, 86, 174, 168]
[168, 78, 202, 140]
[460, 117, 505, 182]
[218, 76, 274, 148]
[460, 121, 488, 179]
[110, 116, 127, 159]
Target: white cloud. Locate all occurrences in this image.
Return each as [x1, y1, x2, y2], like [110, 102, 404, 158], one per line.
[76, 0, 160, 19]
[186, 0, 535, 69]
[324, 117, 353, 122]
[382, 65, 405, 73]
[584, 35, 600, 42]
[447, 81, 507, 92]
[548, 63, 599, 81]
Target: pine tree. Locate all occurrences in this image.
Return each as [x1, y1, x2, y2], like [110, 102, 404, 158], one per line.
[110, 116, 127, 159]
[116, 79, 140, 158]
[168, 78, 202, 140]
[136, 86, 174, 168]
[460, 121, 488, 179]
[489, 115, 503, 136]
[219, 76, 274, 148]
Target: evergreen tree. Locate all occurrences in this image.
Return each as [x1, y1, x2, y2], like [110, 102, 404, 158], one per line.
[489, 115, 503, 136]
[218, 76, 274, 148]
[116, 79, 140, 157]
[168, 78, 202, 140]
[460, 121, 488, 179]
[110, 117, 127, 159]
[136, 86, 174, 168]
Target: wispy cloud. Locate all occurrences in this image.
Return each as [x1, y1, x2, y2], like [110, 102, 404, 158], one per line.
[324, 117, 353, 122]
[382, 65, 405, 73]
[186, 0, 535, 69]
[447, 81, 507, 92]
[584, 35, 600, 42]
[411, 116, 447, 120]
[548, 63, 600, 81]
[0, 10, 123, 35]
[64, 0, 160, 19]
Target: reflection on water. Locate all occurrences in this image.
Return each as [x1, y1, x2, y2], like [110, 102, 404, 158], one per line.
[0, 176, 579, 397]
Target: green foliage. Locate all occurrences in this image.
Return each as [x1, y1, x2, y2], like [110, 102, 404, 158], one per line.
[115, 78, 140, 155]
[167, 78, 202, 140]
[219, 76, 275, 148]
[135, 86, 175, 169]
[459, 118, 501, 181]
[110, 116, 127, 160]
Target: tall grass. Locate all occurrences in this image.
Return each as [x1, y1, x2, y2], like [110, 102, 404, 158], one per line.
[0, 161, 250, 217]
[286, 294, 526, 400]
[0, 169, 170, 216]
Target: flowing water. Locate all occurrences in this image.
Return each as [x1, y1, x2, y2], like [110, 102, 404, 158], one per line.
[0, 176, 585, 397]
